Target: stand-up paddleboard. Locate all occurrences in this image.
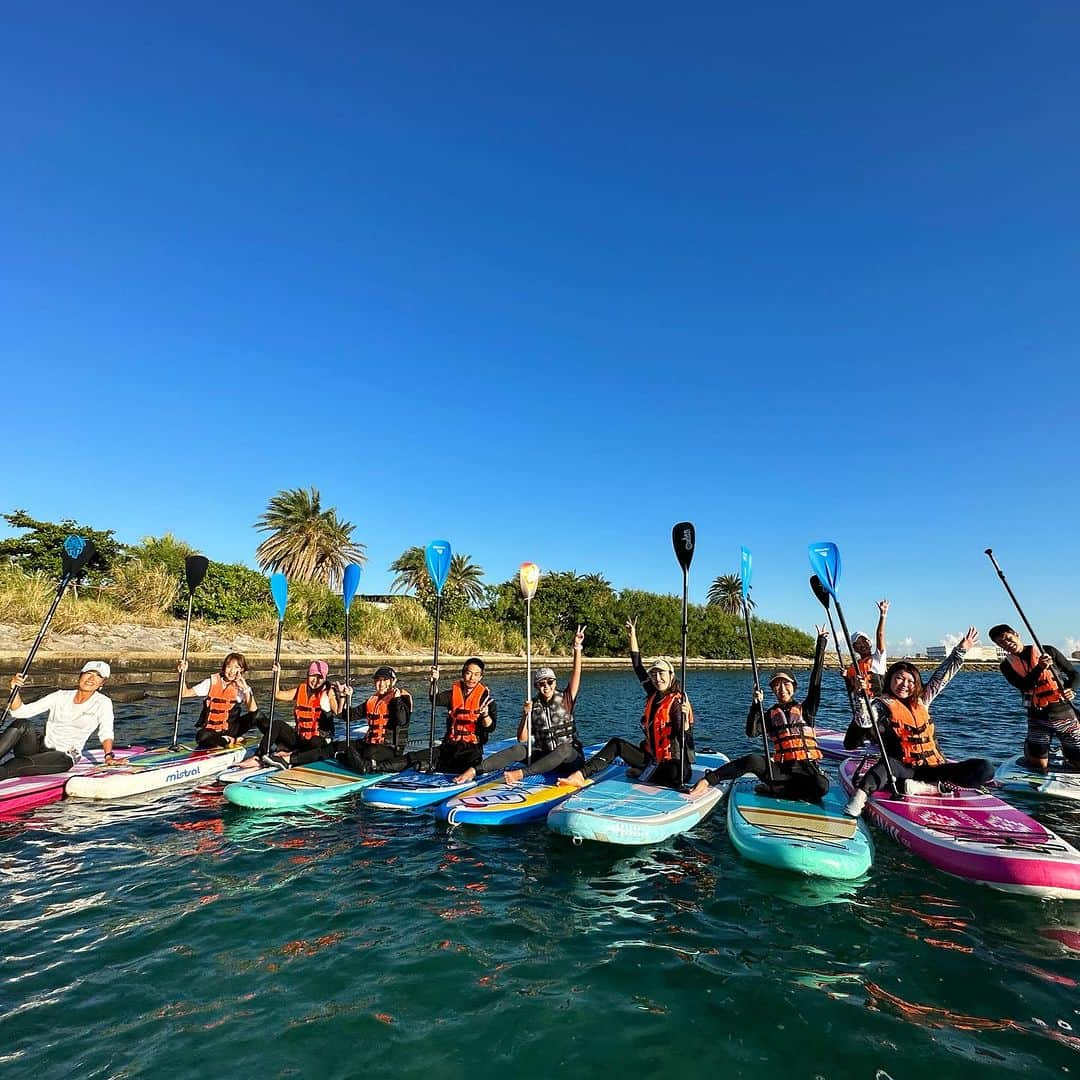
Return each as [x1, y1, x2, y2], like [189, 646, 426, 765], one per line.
[435, 745, 619, 826]
[546, 751, 730, 845]
[222, 759, 386, 809]
[838, 757, 1080, 899]
[994, 756, 1080, 803]
[725, 775, 873, 880]
[66, 740, 257, 800]
[0, 747, 147, 817]
[361, 738, 517, 811]
[216, 722, 370, 785]
[815, 728, 858, 761]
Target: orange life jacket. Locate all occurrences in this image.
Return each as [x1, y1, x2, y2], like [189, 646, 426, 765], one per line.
[200, 675, 239, 734]
[1007, 646, 1064, 711]
[881, 696, 945, 766]
[641, 692, 689, 763]
[365, 688, 413, 746]
[845, 655, 875, 698]
[447, 682, 488, 745]
[293, 681, 325, 741]
[766, 702, 822, 763]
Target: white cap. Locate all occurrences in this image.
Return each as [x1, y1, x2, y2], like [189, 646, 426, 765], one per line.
[80, 660, 111, 679]
[852, 631, 871, 645]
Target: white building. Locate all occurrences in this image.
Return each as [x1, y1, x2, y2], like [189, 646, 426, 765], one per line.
[925, 644, 1004, 662]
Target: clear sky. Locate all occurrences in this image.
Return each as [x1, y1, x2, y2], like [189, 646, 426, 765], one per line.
[3, 3, 1078, 651]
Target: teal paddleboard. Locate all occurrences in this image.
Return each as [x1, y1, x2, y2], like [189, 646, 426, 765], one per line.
[222, 760, 386, 809]
[725, 775, 873, 880]
[546, 751, 729, 845]
[993, 755, 1080, 802]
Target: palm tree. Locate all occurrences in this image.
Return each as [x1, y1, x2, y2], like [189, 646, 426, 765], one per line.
[254, 487, 365, 588]
[389, 546, 485, 604]
[707, 573, 755, 616]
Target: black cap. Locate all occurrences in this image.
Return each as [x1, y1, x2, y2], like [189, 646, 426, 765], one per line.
[373, 665, 397, 680]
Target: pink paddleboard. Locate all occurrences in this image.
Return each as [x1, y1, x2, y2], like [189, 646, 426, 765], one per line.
[839, 756, 1080, 899]
[0, 747, 146, 817]
[816, 728, 858, 761]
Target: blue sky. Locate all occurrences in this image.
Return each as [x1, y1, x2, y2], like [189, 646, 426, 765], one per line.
[3, 3, 1078, 650]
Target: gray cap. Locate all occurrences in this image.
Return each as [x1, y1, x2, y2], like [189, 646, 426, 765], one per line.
[533, 666, 557, 686]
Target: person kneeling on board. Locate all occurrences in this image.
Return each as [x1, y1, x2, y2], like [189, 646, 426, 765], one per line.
[337, 666, 414, 774]
[0, 661, 117, 779]
[689, 627, 830, 801]
[988, 624, 1080, 774]
[563, 618, 693, 791]
[453, 625, 587, 786]
[178, 652, 260, 749]
[843, 628, 994, 817]
[260, 660, 344, 767]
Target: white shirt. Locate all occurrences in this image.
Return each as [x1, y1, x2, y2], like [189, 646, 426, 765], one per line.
[10, 690, 114, 760]
[869, 648, 887, 675]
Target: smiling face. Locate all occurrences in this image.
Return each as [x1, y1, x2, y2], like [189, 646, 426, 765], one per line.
[650, 668, 673, 693]
[222, 658, 245, 682]
[770, 678, 795, 703]
[992, 628, 1022, 655]
[462, 663, 484, 690]
[373, 675, 393, 695]
[77, 671, 105, 694]
[889, 667, 919, 700]
[853, 636, 872, 658]
[536, 677, 557, 701]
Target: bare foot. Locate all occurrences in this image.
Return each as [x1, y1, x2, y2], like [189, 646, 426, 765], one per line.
[688, 779, 711, 800]
[454, 767, 477, 784]
[561, 770, 586, 787]
[503, 768, 525, 785]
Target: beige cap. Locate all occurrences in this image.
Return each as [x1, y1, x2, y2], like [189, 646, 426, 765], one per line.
[768, 671, 796, 688]
[648, 658, 675, 676]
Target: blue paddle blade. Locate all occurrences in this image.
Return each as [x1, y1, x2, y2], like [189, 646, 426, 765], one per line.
[270, 573, 289, 620]
[63, 535, 86, 561]
[807, 542, 840, 598]
[739, 546, 752, 599]
[342, 563, 362, 609]
[425, 540, 452, 596]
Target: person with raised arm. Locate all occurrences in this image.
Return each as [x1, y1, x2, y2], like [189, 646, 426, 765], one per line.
[178, 652, 259, 749]
[845, 599, 889, 699]
[260, 659, 344, 766]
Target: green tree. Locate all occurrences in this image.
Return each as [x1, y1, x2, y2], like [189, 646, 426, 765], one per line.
[389, 546, 486, 620]
[707, 573, 755, 616]
[254, 487, 365, 588]
[188, 561, 276, 624]
[129, 533, 199, 579]
[0, 509, 124, 583]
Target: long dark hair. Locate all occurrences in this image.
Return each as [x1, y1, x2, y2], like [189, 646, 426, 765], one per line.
[882, 660, 923, 702]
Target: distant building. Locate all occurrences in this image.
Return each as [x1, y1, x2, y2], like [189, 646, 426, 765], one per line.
[925, 644, 1004, 662]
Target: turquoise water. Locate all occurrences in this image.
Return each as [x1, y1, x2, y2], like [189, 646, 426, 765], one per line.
[2, 669, 1079, 1079]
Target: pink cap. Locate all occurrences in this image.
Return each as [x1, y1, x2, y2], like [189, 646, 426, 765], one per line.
[308, 660, 329, 677]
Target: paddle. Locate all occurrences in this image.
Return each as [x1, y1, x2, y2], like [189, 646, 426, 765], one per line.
[807, 541, 898, 794]
[985, 549, 1080, 720]
[1, 535, 97, 730]
[739, 546, 775, 782]
[259, 573, 289, 759]
[809, 573, 858, 720]
[341, 564, 362, 752]
[170, 554, 210, 749]
[425, 540, 452, 763]
[519, 562, 540, 761]
[672, 522, 695, 778]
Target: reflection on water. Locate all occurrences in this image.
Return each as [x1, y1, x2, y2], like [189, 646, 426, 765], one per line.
[1, 669, 1079, 1078]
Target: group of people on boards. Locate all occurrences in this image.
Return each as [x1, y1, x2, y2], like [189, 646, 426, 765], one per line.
[3, 602, 1080, 811]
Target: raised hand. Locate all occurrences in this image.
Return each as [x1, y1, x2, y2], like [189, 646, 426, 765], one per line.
[958, 626, 979, 651]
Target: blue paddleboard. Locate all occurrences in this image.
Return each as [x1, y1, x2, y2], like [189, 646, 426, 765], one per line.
[222, 759, 387, 809]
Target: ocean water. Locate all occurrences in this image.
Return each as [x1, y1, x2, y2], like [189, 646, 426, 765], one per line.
[2, 668, 1079, 1080]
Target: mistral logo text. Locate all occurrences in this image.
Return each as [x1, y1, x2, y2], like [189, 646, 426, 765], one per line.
[165, 766, 201, 784]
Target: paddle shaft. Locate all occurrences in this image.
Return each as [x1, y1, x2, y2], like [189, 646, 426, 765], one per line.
[263, 619, 284, 757]
[343, 609, 352, 751]
[0, 571, 74, 729]
[525, 596, 533, 762]
[830, 594, 899, 794]
[171, 592, 196, 749]
[985, 549, 1080, 719]
[428, 594, 443, 760]
[741, 602, 775, 782]
[679, 567, 690, 773]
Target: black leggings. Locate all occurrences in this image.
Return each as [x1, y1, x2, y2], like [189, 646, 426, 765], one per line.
[0, 722, 75, 779]
[405, 741, 484, 775]
[476, 740, 584, 778]
[856, 756, 995, 795]
[196, 712, 259, 750]
[337, 741, 412, 775]
[258, 717, 332, 765]
[705, 753, 829, 802]
[582, 737, 690, 789]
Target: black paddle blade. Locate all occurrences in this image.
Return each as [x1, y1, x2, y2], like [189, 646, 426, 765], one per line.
[185, 555, 210, 593]
[809, 575, 831, 609]
[672, 522, 695, 571]
[60, 536, 95, 579]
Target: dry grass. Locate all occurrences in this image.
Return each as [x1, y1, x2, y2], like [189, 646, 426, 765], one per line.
[109, 561, 179, 620]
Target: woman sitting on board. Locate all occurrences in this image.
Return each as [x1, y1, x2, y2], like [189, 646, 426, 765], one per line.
[843, 627, 994, 817]
[0, 662, 117, 778]
[178, 652, 259, 749]
[689, 627, 831, 802]
[452, 625, 587, 785]
[563, 618, 693, 790]
[337, 665, 414, 774]
[259, 659, 343, 767]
